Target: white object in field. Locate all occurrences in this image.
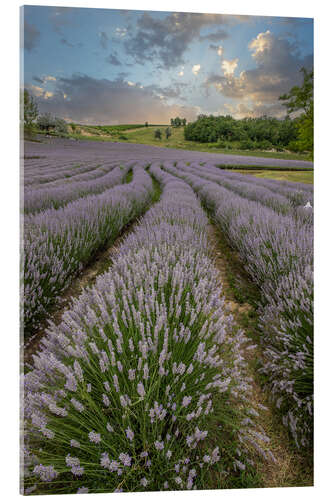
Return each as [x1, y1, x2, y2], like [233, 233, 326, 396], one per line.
[304, 201, 312, 209]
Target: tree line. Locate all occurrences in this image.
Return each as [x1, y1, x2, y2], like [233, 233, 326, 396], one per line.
[184, 68, 313, 156]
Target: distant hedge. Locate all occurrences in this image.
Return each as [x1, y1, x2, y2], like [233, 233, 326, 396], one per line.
[216, 164, 313, 172]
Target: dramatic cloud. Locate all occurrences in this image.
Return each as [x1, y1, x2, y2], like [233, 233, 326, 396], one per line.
[124, 12, 247, 69]
[28, 85, 54, 100]
[24, 21, 40, 51]
[192, 64, 201, 76]
[221, 58, 238, 76]
[99, 32, 108, 50]
[206, 30, 313, 117]
[33, 74, 198, 124]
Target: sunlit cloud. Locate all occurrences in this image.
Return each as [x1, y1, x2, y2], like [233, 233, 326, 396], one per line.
[192, 64, 201, 75]
[221, 58, 238, 77]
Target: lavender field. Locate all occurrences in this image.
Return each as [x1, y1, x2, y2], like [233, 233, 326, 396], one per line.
[21, 139, 313, 494]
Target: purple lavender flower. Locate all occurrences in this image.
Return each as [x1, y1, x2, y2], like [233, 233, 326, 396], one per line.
[88, 431, 101, 444]
[33, 464, 58, 482]
[137, 382, 145, 397]
[154, 440, 164, 451]
[119, 453, 132, 467]
[126, 427, 134, 441]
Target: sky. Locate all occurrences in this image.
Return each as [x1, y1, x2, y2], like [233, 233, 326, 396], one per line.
[22, 5, 313, 124]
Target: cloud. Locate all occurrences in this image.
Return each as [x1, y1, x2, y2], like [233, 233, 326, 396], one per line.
[33, 74, 198, 124]
[192, 64, 201, 76]
[199, 29, 228, 42]
[209, 44, 223, 57]
[221, 101, 288, 119]
[24, 21, 40, 51]
[33, 76, 44, 84]
[221, 58, 238, 76]
[206, 31, 313, 117]
[32, 75, 57, 85]
[115, 27, 128, 38]
[123, 12, 247, 69]
[28, 85, 54, 100]
[106, 51, 122, 66]
[99, 32, 108, 50]
[116, 71, 130, 80]
[145, 82, 187, 100]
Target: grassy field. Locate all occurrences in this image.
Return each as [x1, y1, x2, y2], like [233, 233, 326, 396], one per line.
[67, 124, 312, 162]
[233, 169, 314, 184]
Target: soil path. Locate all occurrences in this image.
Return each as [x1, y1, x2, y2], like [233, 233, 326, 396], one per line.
[207, 222, 313, 488]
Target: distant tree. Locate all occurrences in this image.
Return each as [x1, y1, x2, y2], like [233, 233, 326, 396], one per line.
[54, 117, 68, 135]
[37, 113, 68, 135]
[154, 129, 162, 140]
[37, 112, 56, 132]
[145, 121, 148, 127]
[279, 67, 313, 157]
[174, 116, 182, 127]
[23, 89, 38, 128]
[170, 118, 174, 127]
[182, 118, 187, 126]
[165, 127, 172, 139]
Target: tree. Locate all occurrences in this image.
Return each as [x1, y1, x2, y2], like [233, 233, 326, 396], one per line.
[37, 113, 68, 135]
[154, 129, 162, 140]
[174, 116, 182, 127]
[37, 113, 56, 132]
[145, 121, 148, 127]
[182, 118, 187, 126]
[23, 89, 38, 128]
[279, 67, 313, 157]
[165, 127, 171, 139]
[170, 118, 174, 127]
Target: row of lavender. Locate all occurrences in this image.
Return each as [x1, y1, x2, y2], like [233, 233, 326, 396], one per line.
[24, 163, 131, 213]
[164, 163, 313, 449]
[23, 166, 271, 495]
[176, 161, 313, 222]
[22, 165, 153, 337]
[23, 160, 102, 186]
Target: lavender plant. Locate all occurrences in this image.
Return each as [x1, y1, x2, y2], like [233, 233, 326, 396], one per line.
[163, 163, 313, 449]
[22, 167, 271, 494]
[24, 164, 130, 214]
[176, 161, 313, 223]
[22, 167, 154, 336]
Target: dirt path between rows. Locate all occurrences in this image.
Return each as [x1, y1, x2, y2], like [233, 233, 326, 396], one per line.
[207, 223, 313, 488]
